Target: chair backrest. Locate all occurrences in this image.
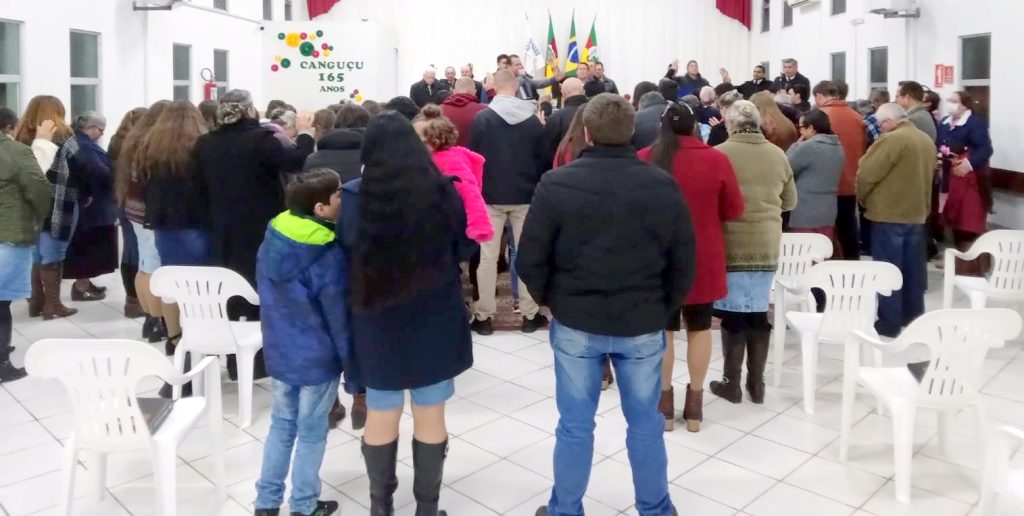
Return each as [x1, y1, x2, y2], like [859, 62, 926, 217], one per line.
[24, 339, 178, 451]
[971, 230, 1024, 300]
[803, 261, 903, 343]
[775, 233, 834, 287]
[150, 266, 260, 354]
[896, 309, 1022, 409]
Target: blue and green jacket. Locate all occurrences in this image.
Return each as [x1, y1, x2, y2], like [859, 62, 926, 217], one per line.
[256, 210, 354, 387]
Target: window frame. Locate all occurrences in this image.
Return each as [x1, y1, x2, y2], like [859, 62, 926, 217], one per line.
[69, 29, 101, 118]
[760, 0, 771, 33]
[284, 0, 293, 21]
[783, 1, 794, 28]
[831, 0, 847, 15]
[868, 46, 889, 90]
[830, 51, 847, 82]
[760, 60, 770, 80]
[959, 33, 991, 87]
[214, 49, 230, 98]
[173, 43, 191, 101]
[213, 0, 228, 11]
[0, 19, 23, 110]
[263, 0, 273, 20]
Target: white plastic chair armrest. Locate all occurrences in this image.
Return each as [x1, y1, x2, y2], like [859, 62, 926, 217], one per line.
[994, 425, 1024, 445]
[775, 278, 805, 295]
[850, 329, 911, 354]
[165, 356, 219, 386]
[945, 246, 984, 263]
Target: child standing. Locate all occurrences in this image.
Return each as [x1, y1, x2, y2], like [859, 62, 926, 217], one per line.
[253, 168, 352, 516]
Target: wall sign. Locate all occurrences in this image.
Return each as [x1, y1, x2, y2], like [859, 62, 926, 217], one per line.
[943, 65, 955, 85]
[934, 64, 944, 89]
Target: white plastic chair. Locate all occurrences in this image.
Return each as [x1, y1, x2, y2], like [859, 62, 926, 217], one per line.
[150, 266, 263, 428]
[785, 261, 903, 414]
[943, 230, 1024, 309]
[772, 233, 834, 387]
[979, 425, 1024, 516]
[842, 309, 1022, 504]
[25, 339, 225, 516]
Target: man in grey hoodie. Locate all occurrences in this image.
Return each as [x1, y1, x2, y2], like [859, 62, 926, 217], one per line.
[467, 70, 549, 335]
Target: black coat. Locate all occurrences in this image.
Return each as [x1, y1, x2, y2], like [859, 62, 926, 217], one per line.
[303, 128, 364, 183]
[194, 119, 314, 285]
[517, 145, 696, 337]
[72, 132, 116, 230]
[466, 107, 546, 205]
[409, 79, 450, 108]
[665, 70, 711, 98]
[771, 72, 811, 95]
[632, 98, 668, 150]
[737, 79, 772, 99]
[540, 95, 587, 167]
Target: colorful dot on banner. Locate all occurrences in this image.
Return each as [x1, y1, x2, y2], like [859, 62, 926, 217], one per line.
[277, 33, 285, 40]
[329, 45, 334, 51]
[353, 89, 359, 95]
[300, 32, 307, 40]
[312, 50, 320, 58]
[274, 55, 282, 63]
[349, 93, 355, 99]
[309, 34, 317, 41]
[321, 43, 329, 50]
[323, 50, 331, 57]
[280, 58, 291, 68]
[285, 33, 301, 47]
[271, 64, 279, 72]
[316, 30, 324, 37]
[355, 95, 363, 102]
[299, 41, 315, 57]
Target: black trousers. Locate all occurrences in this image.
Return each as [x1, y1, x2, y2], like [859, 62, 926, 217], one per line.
[0, 301, 12, 363]
[835, 196, 860, 260]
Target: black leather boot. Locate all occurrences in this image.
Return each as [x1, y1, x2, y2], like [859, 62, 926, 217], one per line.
[362, 438, 399, 516]
[745, 326, 771, 404]
[412, 439, 449, 516]
[709, 328, 745, 403]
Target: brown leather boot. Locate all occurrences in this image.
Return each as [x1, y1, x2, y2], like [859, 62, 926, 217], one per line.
[683, 384, 703, 433]
[351, 393, 368, 431]
[658, 386, 675, 432]
[28, 265, 44, 318]
[328, 398, 347, 430]
[601, 357, 615, 391]
[40, 263, 77, 320]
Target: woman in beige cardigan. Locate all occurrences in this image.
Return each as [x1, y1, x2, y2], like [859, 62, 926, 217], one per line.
[711, 100, 798, 405]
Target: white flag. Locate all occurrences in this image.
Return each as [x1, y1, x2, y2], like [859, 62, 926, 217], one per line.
[524, 13, 543, 76]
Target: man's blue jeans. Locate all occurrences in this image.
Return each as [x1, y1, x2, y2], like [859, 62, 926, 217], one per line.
[870, 222, 927, 337]
[255, 378, 339, 514]
[547, 320, 675, 516]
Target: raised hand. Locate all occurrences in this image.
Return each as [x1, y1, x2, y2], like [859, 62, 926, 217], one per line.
[36, 119, 57, 142]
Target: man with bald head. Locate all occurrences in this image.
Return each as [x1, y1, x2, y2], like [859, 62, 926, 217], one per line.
[460, 63, 487, 104]
[541, 77, 587, 166]
[467, 70, 548, 335]
[441, 77, 487, 147]
[409, 66, 450, 108]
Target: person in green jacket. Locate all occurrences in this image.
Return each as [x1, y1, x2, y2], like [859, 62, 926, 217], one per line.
[0, 109, 54, 382]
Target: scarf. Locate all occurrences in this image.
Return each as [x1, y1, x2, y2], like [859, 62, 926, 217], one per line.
[44, 137, 81, 240]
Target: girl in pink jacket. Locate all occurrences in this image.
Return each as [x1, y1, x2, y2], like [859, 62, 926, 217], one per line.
[413, 106, 494, 243]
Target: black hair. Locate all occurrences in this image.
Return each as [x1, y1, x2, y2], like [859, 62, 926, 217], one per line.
[898, 81, 925, 102]
[631, 81, 658, 110]
[285, 168, 341, 216]
[812, 80, 838, 98]
[658, 78, 679, 102]
[351, 112, 453, 312]
[265, 99, 287, 118]
[383, 96, 419, 121]
[651, 102, 698, 173]
[714, 82, 736, 97]
[754, 64, 766, 73]
[834, 80, 850, 100]
[430, 89, 452, 105]
[0, 107, 17, 132]
[800, 109, 833, 135]
[790, 83, 810, 103]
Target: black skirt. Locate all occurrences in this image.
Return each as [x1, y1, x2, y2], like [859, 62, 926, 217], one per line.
[63, 225, 118, 279]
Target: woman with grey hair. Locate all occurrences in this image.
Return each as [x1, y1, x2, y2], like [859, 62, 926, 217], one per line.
[61, 111, 119, 301]
[711, 100, 797, 405]
[708, 90, 742, 146]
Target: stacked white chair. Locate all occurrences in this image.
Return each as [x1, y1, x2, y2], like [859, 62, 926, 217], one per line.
[25, 339, 225, 516]
[771, 233, 834, 387]
[841, 308, 1022, 504]
[980, 425, 1024, 515]
[785, 260, 902, 414]
[943, 229, 1024, 309]
[150, 266, 263, 428]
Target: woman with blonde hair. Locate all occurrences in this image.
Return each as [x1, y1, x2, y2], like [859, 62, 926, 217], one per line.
[108, 108, 148, 318]
[750, 91, 799, 151]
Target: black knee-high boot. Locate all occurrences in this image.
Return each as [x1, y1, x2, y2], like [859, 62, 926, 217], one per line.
[363, 438, 399, 516]
[412, 439, 448, 516]
[744, 313, 772, 404]
[710, 316, 746, 403]
[0, 301, 26, 383]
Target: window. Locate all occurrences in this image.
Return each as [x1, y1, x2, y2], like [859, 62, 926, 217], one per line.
[214, 49, 229, 98]
[0, 20, 21, 109]
[832, 0, 847, 15]
[830, 52, 846, 82]
[869, 47, 888, 89]
[213, 0, 227, 10]
[760, 61, 770, 81]
[69, 31, 100, 119]
[263, 0, 273, 20]
[761, 0, 771, 33]
[961, 34, 991, 122]
[285, 0, 293, 21]
[173, 44, 191, 101]
[783, 2, 794, 27]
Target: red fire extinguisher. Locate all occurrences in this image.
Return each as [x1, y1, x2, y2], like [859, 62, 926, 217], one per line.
[201, 68, 218, 101]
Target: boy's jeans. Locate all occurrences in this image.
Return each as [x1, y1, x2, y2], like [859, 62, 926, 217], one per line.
[255, 378, 339, 514]
[547, 320, 676, 516]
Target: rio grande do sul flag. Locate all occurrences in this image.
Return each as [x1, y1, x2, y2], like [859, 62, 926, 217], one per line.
[545, 10, 558, 79]
[582, 15, 598, 64]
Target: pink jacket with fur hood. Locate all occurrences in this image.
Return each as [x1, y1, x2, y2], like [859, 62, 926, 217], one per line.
[432, 146, 494, 243]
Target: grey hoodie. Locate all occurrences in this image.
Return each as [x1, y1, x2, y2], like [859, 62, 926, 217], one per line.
[487, 95, 537, 125]
[786, 133, 845, 228]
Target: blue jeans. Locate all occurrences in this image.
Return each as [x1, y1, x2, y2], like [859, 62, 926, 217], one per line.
[255, 378, 339, 514]
[506, 220, 519, 299]
[547, 321, 675, 516]
[870, 222, 927, 337]
[154, 228, 210, 266]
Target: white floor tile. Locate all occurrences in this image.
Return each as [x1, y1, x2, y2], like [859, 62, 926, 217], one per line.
[451, 368, 504, 398]
[662, 419, 745, 456]
[475, 332, 544, 353]
[425, 438, 500, 484]
[753, 413, 841, 454]
[337, 461, 416, 511]
[319, 438, 368, 488]
[908, 454, 983, 504]
[784, 456, 888, 508]
[465, 382, 546, 416]
[394, 487, 499, 515]
[510, 490, 619, 516]
[716, 434, 813, 480]
[515, 343, 555, 366]
[582, 458, 641, 511]
[108, 464, 216, 516]
[0, 466, 89, 515]
[191, 440, 263, 487]
[472, 353, 547, 382]
[442, 398, 503, 436]
[673, 457, 776, 509]
[702, 398, 780, 433]
[510, 366, 557, 396]
[450, 460, 549, 514]
[862, 479, 974, 516]
[459, 416, 549, 457]
[745, 482, 856, 516]
[508, 398, 560, 434]
[0, 421, 55, 457]
[0, 441, 64, 487]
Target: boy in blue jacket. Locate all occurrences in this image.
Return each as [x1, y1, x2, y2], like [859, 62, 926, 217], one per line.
[254, 168, 351, 516]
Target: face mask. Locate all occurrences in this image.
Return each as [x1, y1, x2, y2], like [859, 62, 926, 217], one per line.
[945, 100, 960, 115]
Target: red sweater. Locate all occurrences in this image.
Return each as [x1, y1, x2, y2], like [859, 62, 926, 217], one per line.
[819, 99, 866, 196]
[639, 136, 745, 304]
[441, 93, 487, 148]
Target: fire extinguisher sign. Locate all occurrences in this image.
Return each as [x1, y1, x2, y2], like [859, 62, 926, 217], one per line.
[934, 64, 944, 89]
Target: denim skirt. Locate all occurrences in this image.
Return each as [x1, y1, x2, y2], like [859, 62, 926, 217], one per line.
[0, 243, 33, 301]
[713, 271, 774, 313]
[154, 229, 211, 266]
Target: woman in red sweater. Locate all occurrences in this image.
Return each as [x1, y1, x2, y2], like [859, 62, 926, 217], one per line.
[638, 102, 745, 432]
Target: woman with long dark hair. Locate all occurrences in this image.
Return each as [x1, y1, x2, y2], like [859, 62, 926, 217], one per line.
[339, 112, 474, 516]
[631, 81, 658, 111]
[108, 107, 148, 319]
[638, 102, 744, 431]
[552, 106, 587, 168]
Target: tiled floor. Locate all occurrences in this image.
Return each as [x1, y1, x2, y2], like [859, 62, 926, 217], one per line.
[2, 266, 1024, 515]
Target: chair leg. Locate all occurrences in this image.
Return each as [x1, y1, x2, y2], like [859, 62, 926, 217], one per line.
[89, 450, 107, 502]
[839, 340, 861, 463]
[891, 401, 916, 504]
[59, 436, 78, 516]
[800, 334, 819, 414]
[978, 422, 1005, 516]
[969, 291, 988, 309]
[191, 353, 206, 397]
[973, 402, 990, 469]
[236, 346, 256, 428]
[171, 344, 185, 400]
[938, 409, 954, 458]
[772, 291, 786, 388]
[152, 441, 178, 516]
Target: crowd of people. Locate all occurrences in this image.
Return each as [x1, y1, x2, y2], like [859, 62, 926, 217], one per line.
[0, 49, 995, 516]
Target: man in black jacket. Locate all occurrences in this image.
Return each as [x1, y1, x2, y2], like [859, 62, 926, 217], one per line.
[467, 70, 548, 335]
[517, 93, 694, 516]
[771, 58, 811, 94]
[664, 58, 710, 98]
[721, 64, 772, 99]
[409, 67, 450, 108]
[540, 77, 586, 166]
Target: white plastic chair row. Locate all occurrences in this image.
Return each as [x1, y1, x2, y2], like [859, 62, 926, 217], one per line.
[980, 425, 1024, 515]
[772, 233, 834, 387]
[841, 309, 1022, 504]
[151, 266, 263, 428]
[25, 339, 226, 516]
[943, 229, 1024, 309]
